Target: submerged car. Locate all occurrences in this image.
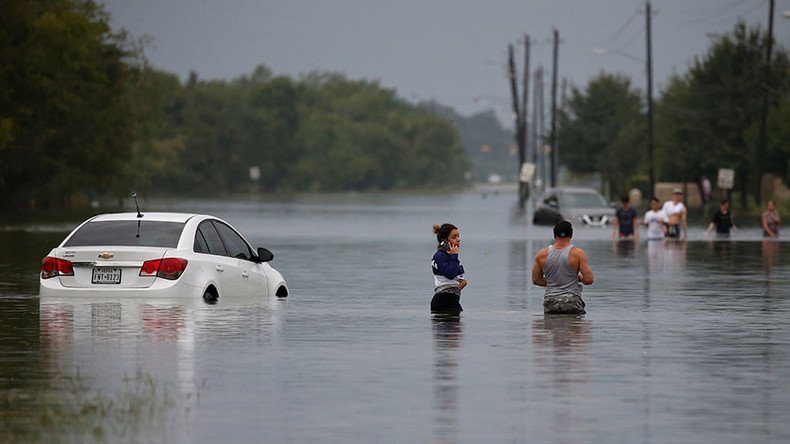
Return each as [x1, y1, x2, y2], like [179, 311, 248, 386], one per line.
[533, 187, 615, 226]
[39, 213, 288, 301]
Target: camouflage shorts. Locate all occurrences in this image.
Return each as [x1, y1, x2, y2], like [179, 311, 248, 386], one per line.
[543, 293, 586, 315]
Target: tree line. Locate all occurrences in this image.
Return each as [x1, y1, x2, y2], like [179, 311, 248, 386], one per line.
[559, 22, 790, 206]
[0, 0, 467, 209]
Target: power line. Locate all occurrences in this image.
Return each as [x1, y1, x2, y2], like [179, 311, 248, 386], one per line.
[671, 0, 764, 24]
[600, 9, 640, 48]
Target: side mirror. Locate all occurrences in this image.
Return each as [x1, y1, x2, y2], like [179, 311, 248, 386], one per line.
[257, 247, 274, 263]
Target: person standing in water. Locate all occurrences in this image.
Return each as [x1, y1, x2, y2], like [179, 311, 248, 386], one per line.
[762, 200, 780, 238]
[643, 197, 668, 240]
[706, 199, 736, 238]
[613, 194, 639, 239]
[532, 221, 594, 315]
[662, 189, 687, 240]
[430, 223, 467, 313]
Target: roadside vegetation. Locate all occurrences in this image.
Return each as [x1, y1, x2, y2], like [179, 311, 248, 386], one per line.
[0, 0, 468, 209]
[0, 369, 197, 443]
[2, 1, 788, 209]
[560, 22, 790, 205]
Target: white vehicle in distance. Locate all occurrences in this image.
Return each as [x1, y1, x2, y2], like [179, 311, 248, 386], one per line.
[39, 213, 288, 302]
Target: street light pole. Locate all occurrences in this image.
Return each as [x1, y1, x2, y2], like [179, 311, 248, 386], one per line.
[755, 0, 775, 205]
[549, 28, 560, 188]
[645, 0, 655, 198]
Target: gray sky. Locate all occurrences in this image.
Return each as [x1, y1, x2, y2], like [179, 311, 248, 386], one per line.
[102, 0, 790, 126]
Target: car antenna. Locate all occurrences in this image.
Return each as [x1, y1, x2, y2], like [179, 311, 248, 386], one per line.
[132, 191, 143, 218]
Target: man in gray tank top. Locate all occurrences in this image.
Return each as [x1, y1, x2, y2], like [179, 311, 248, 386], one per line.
[531, 220, 594, 314]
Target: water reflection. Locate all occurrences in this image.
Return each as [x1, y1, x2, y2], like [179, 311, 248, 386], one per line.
[611, 238, 639, 258]
[38, 296, 281, 409]
[431, 313, 463, 443]
[507, 240, 531, 309]
[91, 302, 122, 338]
[762, 239, 780, 273]
[142, 304, 186, 342]
[40, 303, 74, 350]
[532, 315, 592, 357]
[532, 315, 592, 439]
[707, 238, 734, 260]
[646, 240, 687, 274]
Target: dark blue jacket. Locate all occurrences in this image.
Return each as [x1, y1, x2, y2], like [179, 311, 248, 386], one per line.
[431, 249, 465, 281]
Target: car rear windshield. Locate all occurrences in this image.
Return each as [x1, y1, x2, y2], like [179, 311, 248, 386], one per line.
[63, 221, 186, 248]
[561, 192, 608, 208]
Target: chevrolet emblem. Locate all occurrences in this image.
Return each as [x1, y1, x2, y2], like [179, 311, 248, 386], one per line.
[98, 252, 114, 259]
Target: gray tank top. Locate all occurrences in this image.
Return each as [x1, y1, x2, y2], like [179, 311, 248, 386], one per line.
[543, 244, 583, 297]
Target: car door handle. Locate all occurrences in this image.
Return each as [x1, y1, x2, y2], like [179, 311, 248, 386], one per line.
[216, 265, 224, 273]
[241, 271, 249, 279]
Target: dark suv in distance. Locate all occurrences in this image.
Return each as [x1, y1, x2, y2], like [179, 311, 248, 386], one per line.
[533, 187, 615, 226]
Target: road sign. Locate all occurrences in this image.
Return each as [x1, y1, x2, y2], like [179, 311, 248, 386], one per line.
[717, 168, 734, 189]
[519, 162, 536, 183]
[249, 166, 261, 181]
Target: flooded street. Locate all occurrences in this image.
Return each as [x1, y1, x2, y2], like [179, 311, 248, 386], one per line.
[2, 190, 789, 443]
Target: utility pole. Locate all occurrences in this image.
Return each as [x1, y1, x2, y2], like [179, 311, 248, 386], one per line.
[507, 44, 523, 207]
[530, 68, 540, 167]
[520, 34, 531, 206]
[755, 0, 775, 205]
[549, 28, 560, 188]
[537, 66, 546, 193]
[508, 36, 532, 209]
[530, 67, 540, 194]
[645, 0, 655, 198]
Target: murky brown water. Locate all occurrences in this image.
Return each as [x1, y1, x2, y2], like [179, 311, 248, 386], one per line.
[1, 191, 789, 443]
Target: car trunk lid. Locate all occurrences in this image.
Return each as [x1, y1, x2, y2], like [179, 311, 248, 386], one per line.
[54, 247, 169, 288]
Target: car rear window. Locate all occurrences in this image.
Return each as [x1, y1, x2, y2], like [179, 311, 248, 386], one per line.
[561, 193, 608, 208]
[63, 221, 186, 248]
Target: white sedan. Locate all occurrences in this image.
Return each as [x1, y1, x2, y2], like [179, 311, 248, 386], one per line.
[39, 212, 288, 301]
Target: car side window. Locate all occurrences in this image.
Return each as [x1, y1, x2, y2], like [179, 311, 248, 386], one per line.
[198, 221, 227, 256]
[213, 221, 253, 261]
[194, 229, 209, 253]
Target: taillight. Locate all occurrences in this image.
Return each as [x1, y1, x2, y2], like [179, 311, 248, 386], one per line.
[41, 257, 75, 279]
[139, 258, 188, 280]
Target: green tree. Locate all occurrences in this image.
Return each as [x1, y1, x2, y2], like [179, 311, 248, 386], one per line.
[656, 22, 790, 205]
[0, 0, 141, 208]
[122, 67, 186, 193]
[558, 73, 645, 196]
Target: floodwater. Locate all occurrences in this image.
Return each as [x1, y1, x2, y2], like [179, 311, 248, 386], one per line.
[1, 190, 789, 443]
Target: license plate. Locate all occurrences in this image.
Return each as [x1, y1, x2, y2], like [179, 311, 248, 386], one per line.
[92, 268, 121, 284]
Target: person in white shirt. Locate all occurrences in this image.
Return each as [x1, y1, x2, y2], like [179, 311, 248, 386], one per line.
[661, 189, 687, 240]
[643, 197, 668, 240]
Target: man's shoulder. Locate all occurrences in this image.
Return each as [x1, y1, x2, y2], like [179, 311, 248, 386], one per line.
[569, 245, 587, 257]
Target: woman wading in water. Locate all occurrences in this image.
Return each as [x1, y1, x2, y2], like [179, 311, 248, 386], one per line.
[430, 223, 467, 313]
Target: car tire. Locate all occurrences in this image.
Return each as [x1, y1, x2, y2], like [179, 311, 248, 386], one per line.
[203, 288, 218, 304]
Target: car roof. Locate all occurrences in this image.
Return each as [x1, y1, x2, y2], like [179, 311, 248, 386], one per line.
[88, 212, 203, 223]
[546, 187, 601, 194]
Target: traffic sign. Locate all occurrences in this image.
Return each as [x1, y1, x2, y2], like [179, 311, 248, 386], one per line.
[717, 168, 734, 189]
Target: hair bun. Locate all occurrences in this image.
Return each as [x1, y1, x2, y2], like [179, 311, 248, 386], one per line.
[432, 224, 441, 234]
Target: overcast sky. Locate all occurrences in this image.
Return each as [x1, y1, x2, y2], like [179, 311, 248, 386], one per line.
[102, 0, 790, 126]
